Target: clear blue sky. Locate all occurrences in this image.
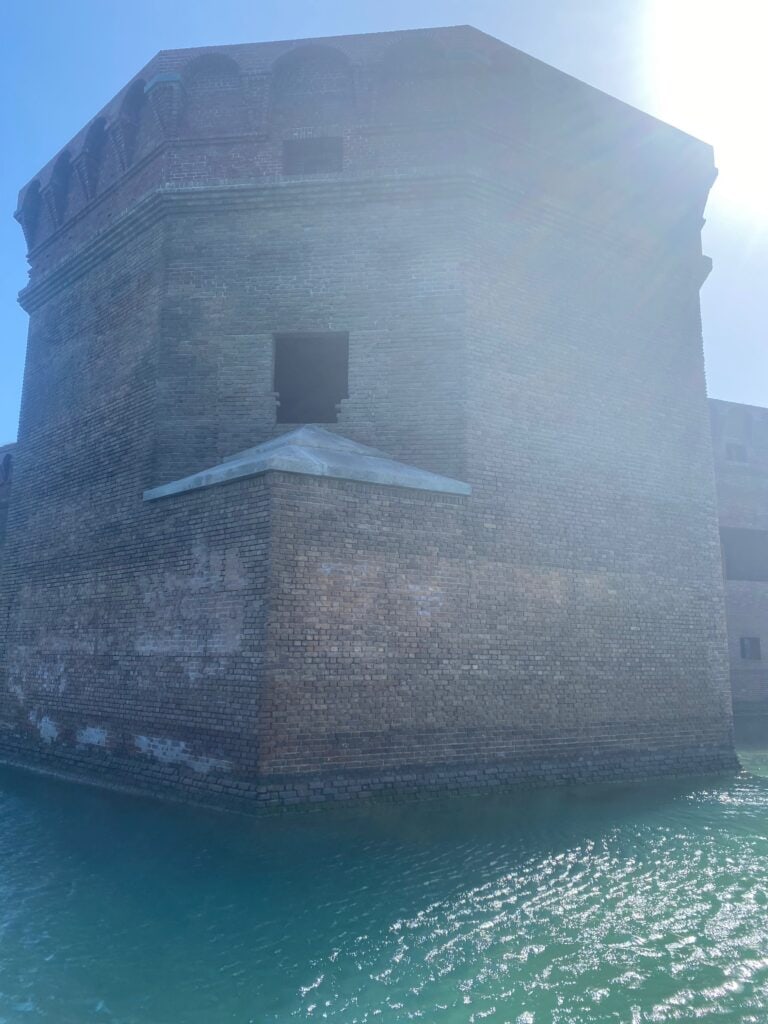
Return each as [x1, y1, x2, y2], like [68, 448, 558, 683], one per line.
[2, 0, 765, 443]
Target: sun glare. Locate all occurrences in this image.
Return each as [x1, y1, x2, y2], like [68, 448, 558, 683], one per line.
[647, 0, 768, 220]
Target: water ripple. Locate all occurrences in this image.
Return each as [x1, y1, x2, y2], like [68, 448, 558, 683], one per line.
[0, 758, 765, 1021]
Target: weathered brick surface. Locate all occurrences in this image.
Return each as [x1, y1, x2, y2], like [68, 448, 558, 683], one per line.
[711, 398, 768, 713]
[0, 27, 736, 811]
[262, 474, 734, 788]
[0, 443, 14, 562]
[151, 179, 467, 486]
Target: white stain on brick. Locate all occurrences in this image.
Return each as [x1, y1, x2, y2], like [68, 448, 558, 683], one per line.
[407, 583, 445, 617]
[28, 711, 59, 744]
[77, 725, 108, 748]
[320, 561, 370, 577]
[134, 735, 231, 775]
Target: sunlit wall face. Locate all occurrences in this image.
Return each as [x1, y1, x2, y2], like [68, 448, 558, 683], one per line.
[646, 0, 768, 222]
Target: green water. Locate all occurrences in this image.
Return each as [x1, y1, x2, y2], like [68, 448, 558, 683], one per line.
[1, 750, 768, 1023]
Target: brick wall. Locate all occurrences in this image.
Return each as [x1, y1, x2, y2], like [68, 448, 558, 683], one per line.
[0, 465, 735, 811]
[260, 473, 734, 802]
[0, 472, 271, 805]
[151, 178, 467, 486]
[459, 176, 731, 759]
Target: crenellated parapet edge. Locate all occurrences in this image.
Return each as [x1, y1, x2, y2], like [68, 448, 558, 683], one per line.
[14, 26, 717, 262]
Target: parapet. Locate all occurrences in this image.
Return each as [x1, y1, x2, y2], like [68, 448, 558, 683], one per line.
[15, 25, 717, 281]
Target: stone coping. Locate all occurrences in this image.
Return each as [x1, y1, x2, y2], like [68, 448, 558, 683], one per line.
[143, 425, 471, 501]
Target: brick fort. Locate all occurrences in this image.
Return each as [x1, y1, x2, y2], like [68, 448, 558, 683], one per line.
[0, 27, 738, 809]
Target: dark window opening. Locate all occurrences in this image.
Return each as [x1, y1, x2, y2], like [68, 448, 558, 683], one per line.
[274, 332, 349, 424]
[0, 454, 11, 485]
[726, 442, 748, 462]
[721, 527, 768, 581]
[741, 637, 762, 660]
[282, 137, 343, 175]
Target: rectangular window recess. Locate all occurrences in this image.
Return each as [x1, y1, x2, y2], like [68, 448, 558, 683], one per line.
[274, 332, 349, 424]
[740, 637, 762, 660]
[282, 137, 343, 175]
[726, 442, 748, 462]
[720, 527, 768, 582]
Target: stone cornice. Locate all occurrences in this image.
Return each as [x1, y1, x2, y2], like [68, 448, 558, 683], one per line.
[19, 116, 716, 267]
[22, 134, 270, 263]
[18, 171, 708, 312]
[17, 174, 469, 311]
[20, 122, 473, 261]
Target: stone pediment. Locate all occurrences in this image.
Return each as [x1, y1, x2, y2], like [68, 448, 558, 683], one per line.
[143, 425, 471, 501]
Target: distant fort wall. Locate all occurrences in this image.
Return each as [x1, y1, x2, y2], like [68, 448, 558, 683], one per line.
[711, 398, 768, 715]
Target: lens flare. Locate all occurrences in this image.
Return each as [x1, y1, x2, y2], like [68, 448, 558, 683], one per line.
[646, 0, 768, 220]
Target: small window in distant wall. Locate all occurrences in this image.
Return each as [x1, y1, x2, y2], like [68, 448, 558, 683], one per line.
[282, 137, 343, 175]
[274, 332, 349, 423]
[726, 442, 748, 462]
[721, 528, 768, 581]
[740, 637, 762, 660]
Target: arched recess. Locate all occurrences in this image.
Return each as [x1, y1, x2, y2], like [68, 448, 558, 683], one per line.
[182, 52, 247, 134]
[79, 117, 108, 198]
[122, 77, 146, 122]
[15, 181, 42, 248]
[50, 151, 72, 223]
[114, 78, 151, 168]
[270, 45, 355, 125]
[376, 39, 457, 123]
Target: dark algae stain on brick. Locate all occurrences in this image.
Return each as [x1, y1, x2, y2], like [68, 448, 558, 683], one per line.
[0, 27, 737, 810]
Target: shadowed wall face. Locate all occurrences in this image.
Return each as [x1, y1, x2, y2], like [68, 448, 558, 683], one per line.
[0, 28, 736, 809]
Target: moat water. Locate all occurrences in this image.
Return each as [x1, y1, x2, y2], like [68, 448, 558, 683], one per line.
[1, 738, 768, 1023]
